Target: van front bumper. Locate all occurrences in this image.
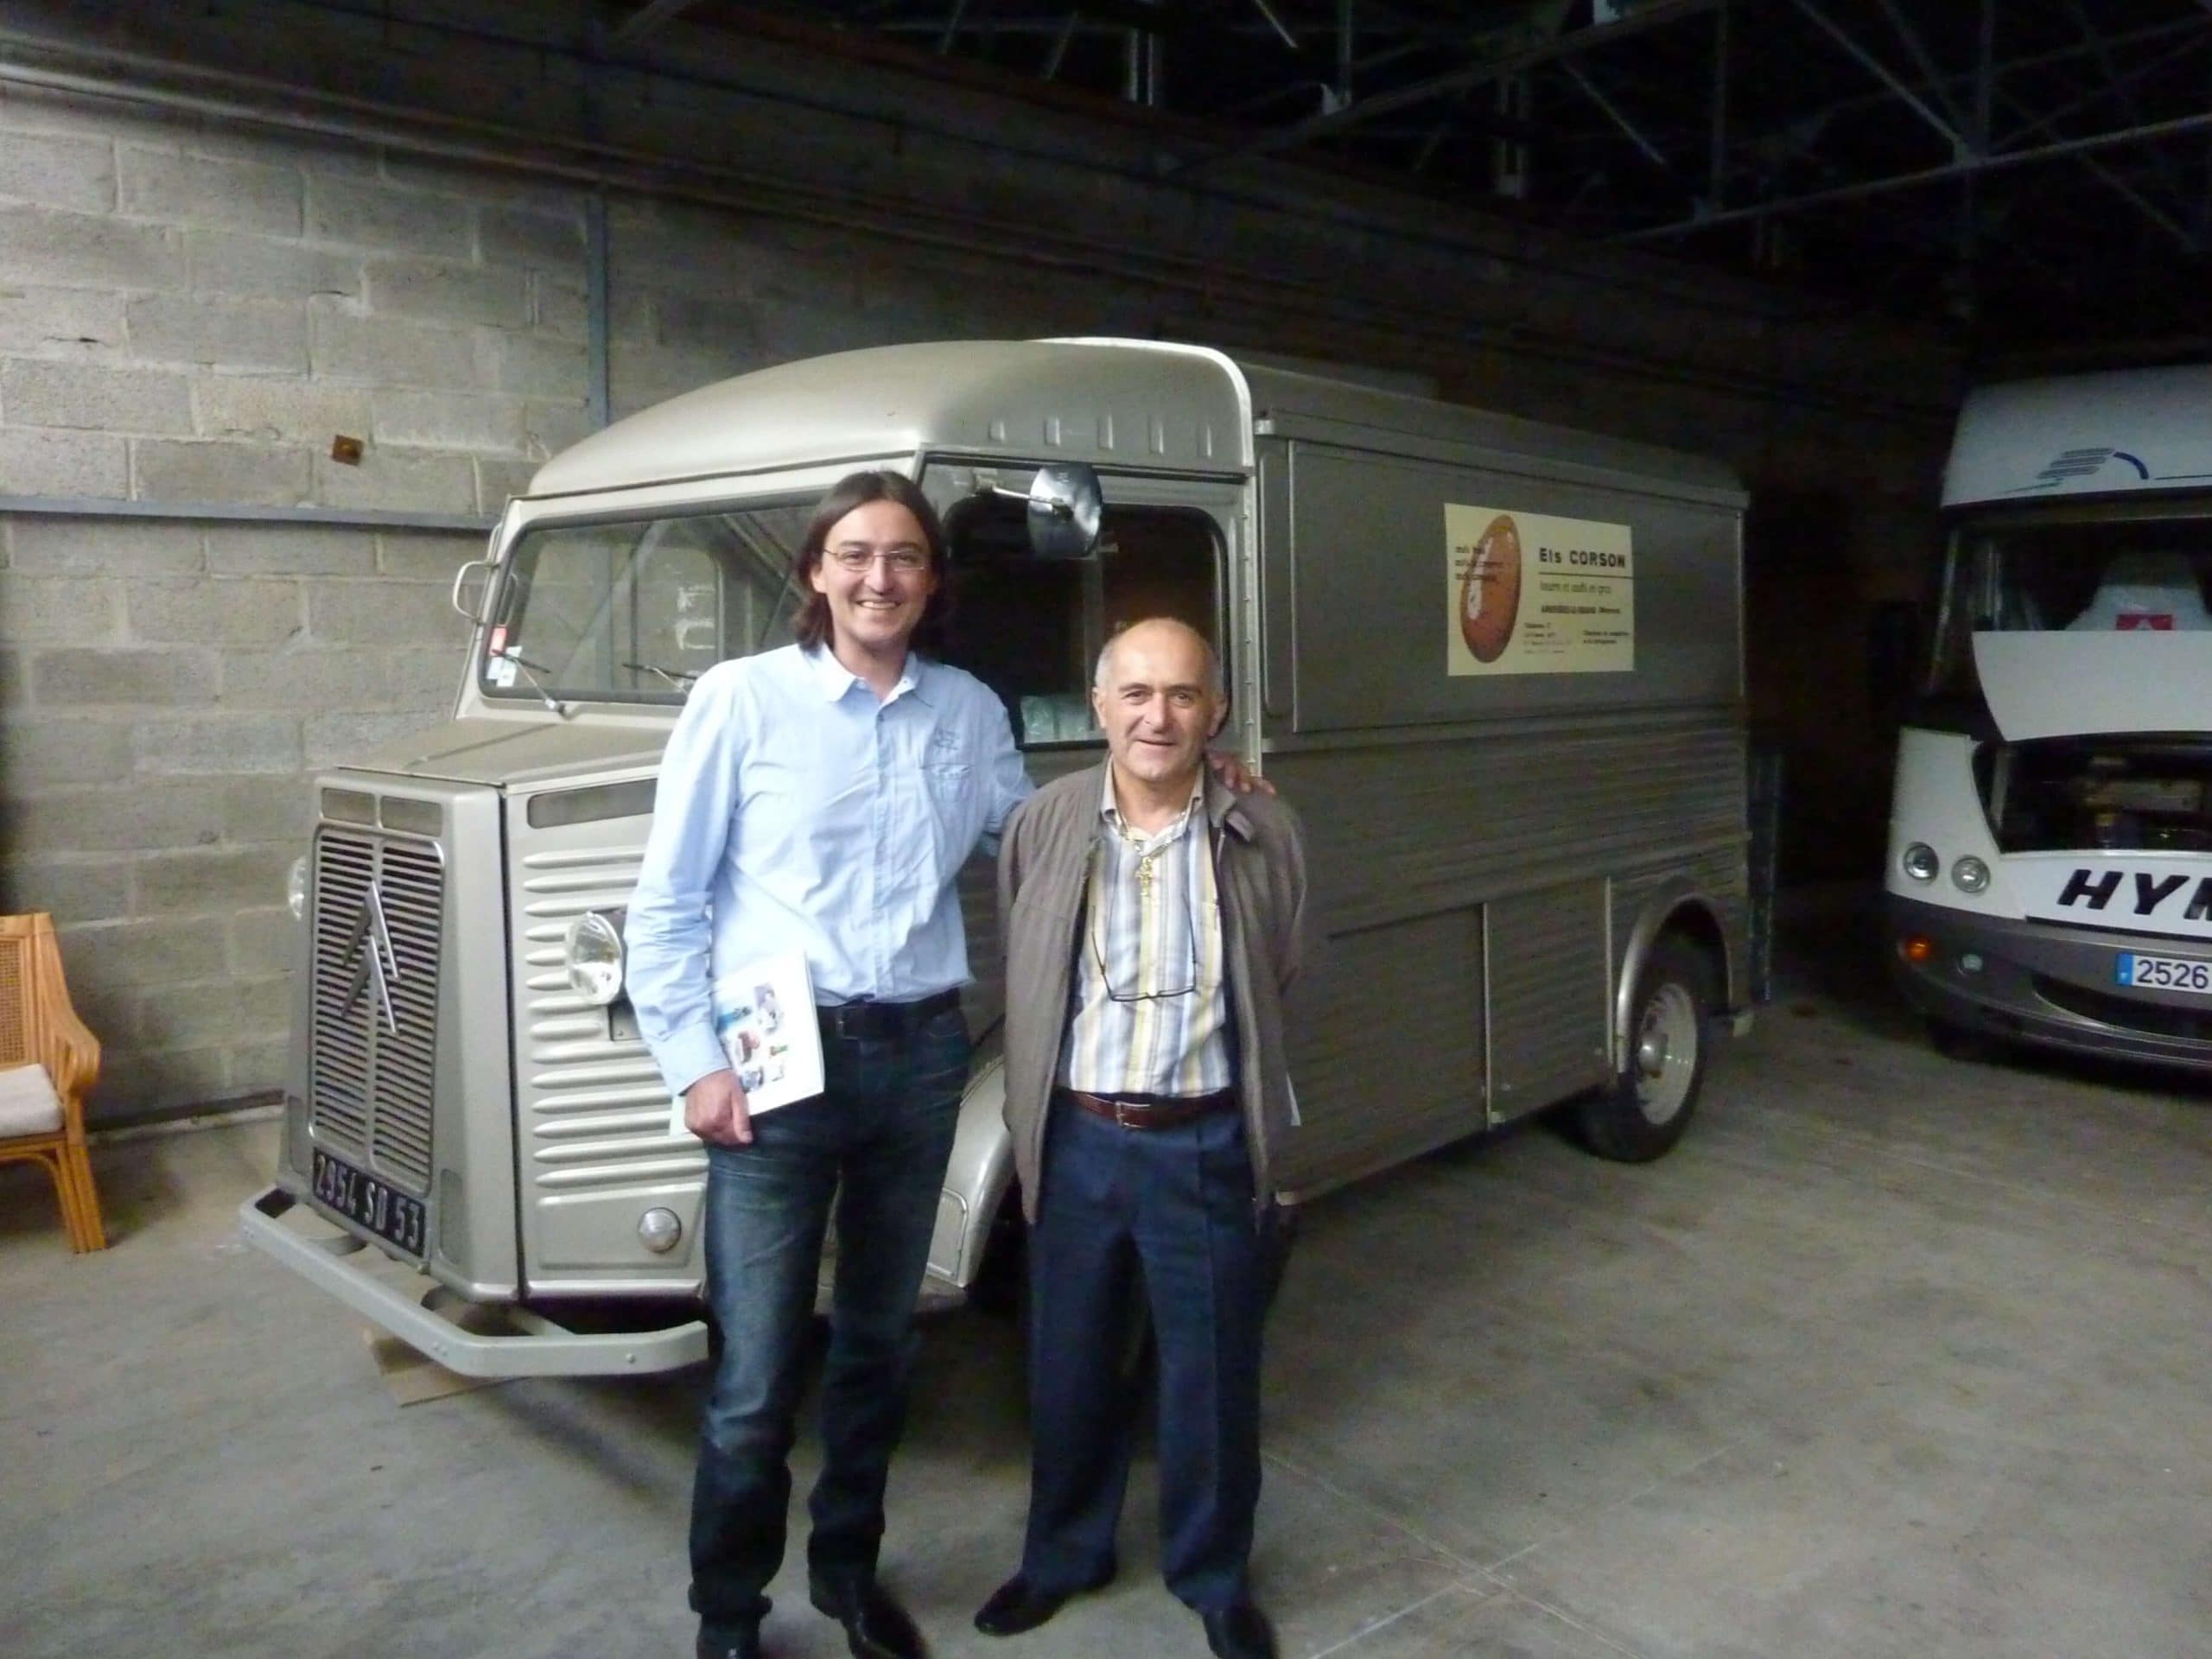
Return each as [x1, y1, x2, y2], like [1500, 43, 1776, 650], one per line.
[239, 1187, 709, 1378]
[1886, 893, 2212, 1071]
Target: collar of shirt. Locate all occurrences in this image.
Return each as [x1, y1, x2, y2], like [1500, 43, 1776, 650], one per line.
[802, 642, 932, 708]
[1098, 766, 1210, 850]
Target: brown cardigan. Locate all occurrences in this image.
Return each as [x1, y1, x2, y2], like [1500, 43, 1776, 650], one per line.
[996, 763, 1309, 1222]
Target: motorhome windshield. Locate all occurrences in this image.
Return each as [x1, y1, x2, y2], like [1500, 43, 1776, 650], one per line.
[484, 501, 814, 703]
[1929, 512, 2212, 694]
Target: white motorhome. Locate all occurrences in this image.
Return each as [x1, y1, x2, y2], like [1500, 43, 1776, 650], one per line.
[241, 339, 1753, 1376]
[1888, 365, 2212, 1062]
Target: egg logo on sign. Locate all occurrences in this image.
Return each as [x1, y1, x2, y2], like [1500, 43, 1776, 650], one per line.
[1459, 512, 1523, 663]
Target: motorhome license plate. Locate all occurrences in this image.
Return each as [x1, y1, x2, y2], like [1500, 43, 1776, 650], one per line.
[2115, 954, 2212, 994]
[311, 1148, 425, 1255]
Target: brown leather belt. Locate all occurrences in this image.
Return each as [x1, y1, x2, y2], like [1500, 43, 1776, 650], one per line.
[1058, 1086, 1236, 1130]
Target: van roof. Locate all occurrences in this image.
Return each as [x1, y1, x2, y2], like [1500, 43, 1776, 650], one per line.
[525, 337, 1740, 499]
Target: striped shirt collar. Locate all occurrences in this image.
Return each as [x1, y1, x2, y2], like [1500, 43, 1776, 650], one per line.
[1098, 766, 1211, 842]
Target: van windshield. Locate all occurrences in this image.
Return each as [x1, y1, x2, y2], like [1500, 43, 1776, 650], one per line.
[484, 488, 1225, 727]
[1929, 513, 2212, 695]
[484, 500, 813, 703]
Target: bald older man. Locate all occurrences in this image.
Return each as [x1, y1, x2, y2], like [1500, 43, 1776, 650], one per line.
[976, 619, 1309, 1659]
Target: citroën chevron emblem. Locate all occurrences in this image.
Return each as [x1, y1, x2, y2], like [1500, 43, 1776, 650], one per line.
[341, 880, 402, 1037]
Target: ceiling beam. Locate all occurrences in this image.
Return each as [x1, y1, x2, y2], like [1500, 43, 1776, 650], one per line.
[1615, 103, 2212, 241]
[608, 0, 706, 47]
[1560, 60, 1671, 174]
[1172, 0, 1721, 177]
[1788, 0, 1963, 156]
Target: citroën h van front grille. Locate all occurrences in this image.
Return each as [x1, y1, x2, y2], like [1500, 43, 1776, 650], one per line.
[517, 844, 690, 1197]
[309, 828, 444, 1193]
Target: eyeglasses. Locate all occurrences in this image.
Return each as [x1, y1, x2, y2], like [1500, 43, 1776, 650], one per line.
[1085, 840, 1211, 1003]
[825, 546, 930, 575]
[1089, 905, 1198, 1003]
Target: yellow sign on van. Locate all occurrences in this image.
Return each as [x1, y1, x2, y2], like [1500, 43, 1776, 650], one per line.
[1446, 505, 1634, 676]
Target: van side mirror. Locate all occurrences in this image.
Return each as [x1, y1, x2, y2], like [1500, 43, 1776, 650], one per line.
[451, 559, 496, 623]
[1022, 463, 1103, 561]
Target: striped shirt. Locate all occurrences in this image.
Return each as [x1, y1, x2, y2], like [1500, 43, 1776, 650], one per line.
[1058, 771, 1232, 1096]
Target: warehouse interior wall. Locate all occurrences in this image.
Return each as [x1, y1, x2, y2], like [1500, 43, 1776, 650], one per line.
[0, 1, 1961, 1122]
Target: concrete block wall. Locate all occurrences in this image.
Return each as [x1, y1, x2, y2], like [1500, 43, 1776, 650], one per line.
[0, 81, 585, 1120]
[0, 518, 481, 1116]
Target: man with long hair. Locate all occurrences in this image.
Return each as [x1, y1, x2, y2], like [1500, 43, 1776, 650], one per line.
[627, 470, 1027, 1659]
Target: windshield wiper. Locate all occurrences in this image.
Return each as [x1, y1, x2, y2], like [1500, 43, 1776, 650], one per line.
[621, 659, 702, 691]
[502, 653, 570, 718]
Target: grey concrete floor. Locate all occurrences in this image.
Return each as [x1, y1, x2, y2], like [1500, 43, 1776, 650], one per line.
[7, 892, 2212, 1659]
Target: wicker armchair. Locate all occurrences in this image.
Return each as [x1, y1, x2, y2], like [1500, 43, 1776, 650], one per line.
[0, 914, 107, 1251]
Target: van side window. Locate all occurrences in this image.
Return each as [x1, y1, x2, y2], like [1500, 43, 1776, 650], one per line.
[941, 497, 1223, 747]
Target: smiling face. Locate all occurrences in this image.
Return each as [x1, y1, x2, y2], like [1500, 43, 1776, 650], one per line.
[807, 498, 939, 664]
[1091, 620, 1226, 797]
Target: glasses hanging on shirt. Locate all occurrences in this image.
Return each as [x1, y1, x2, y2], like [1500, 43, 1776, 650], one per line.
[1084, 836, 1213, 1004]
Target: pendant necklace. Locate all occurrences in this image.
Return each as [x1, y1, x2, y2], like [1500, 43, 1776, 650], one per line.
[1117, 819, 1160, 897]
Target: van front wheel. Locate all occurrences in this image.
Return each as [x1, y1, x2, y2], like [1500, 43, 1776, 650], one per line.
[1574, 937, 1713, 1163]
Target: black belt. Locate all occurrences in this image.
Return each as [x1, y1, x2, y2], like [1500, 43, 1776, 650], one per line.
[1058, 1086, 1236, 1130]
[817, 988, 961, 1043]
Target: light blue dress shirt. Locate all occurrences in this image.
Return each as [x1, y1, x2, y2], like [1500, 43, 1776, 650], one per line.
[626, 643, 1033, 1096]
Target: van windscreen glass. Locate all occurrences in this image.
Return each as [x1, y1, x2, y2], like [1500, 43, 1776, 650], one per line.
[486, 501, 812, 702]
[938, 496, 1223, 748]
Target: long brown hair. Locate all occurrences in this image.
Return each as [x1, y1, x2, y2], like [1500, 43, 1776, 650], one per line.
[791, 470, 950, 653]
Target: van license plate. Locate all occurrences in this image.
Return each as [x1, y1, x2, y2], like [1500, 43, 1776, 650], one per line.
[2115, 953, 2212, 994]
[311, 1148, 426, 1255]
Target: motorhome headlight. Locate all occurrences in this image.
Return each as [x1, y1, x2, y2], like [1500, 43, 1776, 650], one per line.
[286, 855, 309, 920]
[1901, 842, 1940, 883]
[563, 910, 626, 1006]
[1952, 855, 1991, 894]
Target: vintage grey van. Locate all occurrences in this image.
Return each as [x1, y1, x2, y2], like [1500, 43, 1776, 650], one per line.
[241, 338, 1753, 1376]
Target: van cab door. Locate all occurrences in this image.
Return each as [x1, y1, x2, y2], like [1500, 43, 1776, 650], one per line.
[919, 462, 1255, 1037]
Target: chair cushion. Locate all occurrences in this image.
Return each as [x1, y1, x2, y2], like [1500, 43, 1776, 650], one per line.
[0, 1063, 64, 1137]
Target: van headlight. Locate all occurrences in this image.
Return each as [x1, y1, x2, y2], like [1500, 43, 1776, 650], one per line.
[1901, 842, 1940, 883]
[563, 910, 626, 1006]
[1952, 855, 1991, 894]
[287, 855, 309, 920]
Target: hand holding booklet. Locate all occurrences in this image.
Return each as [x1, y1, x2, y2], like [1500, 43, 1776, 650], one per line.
[669, 950, 824, 1138]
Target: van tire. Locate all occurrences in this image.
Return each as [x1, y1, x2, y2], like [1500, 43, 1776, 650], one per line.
[1575, 936, 1713, 1163]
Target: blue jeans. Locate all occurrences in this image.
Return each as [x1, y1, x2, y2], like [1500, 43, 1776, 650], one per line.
[689, 1007, 968, 1643]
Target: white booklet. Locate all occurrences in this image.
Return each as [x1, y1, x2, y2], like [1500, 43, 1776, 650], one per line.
[668, 950, 824, 1138]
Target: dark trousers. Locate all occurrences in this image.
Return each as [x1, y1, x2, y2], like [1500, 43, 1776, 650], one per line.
[1019, 1099, 1275, 1613]
[688, 1007, 968, 1644]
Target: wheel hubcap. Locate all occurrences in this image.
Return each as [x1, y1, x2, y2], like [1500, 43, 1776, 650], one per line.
[1633, 982, 1699, 1125]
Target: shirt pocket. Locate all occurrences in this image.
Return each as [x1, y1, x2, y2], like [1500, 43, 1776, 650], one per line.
[922, 759, 972, 810]
[919, 759, 980, 868]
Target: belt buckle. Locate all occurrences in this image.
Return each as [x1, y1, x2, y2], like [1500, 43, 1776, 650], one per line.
[1113, 1097, 1140, 1128]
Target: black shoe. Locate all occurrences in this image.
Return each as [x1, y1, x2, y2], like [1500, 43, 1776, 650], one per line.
[1201, 1601, 1277, 1659]
[973, 1575, 1071, 1637]
[808, 1577, 926, 1659]
[695, 1628, 761, 1659]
